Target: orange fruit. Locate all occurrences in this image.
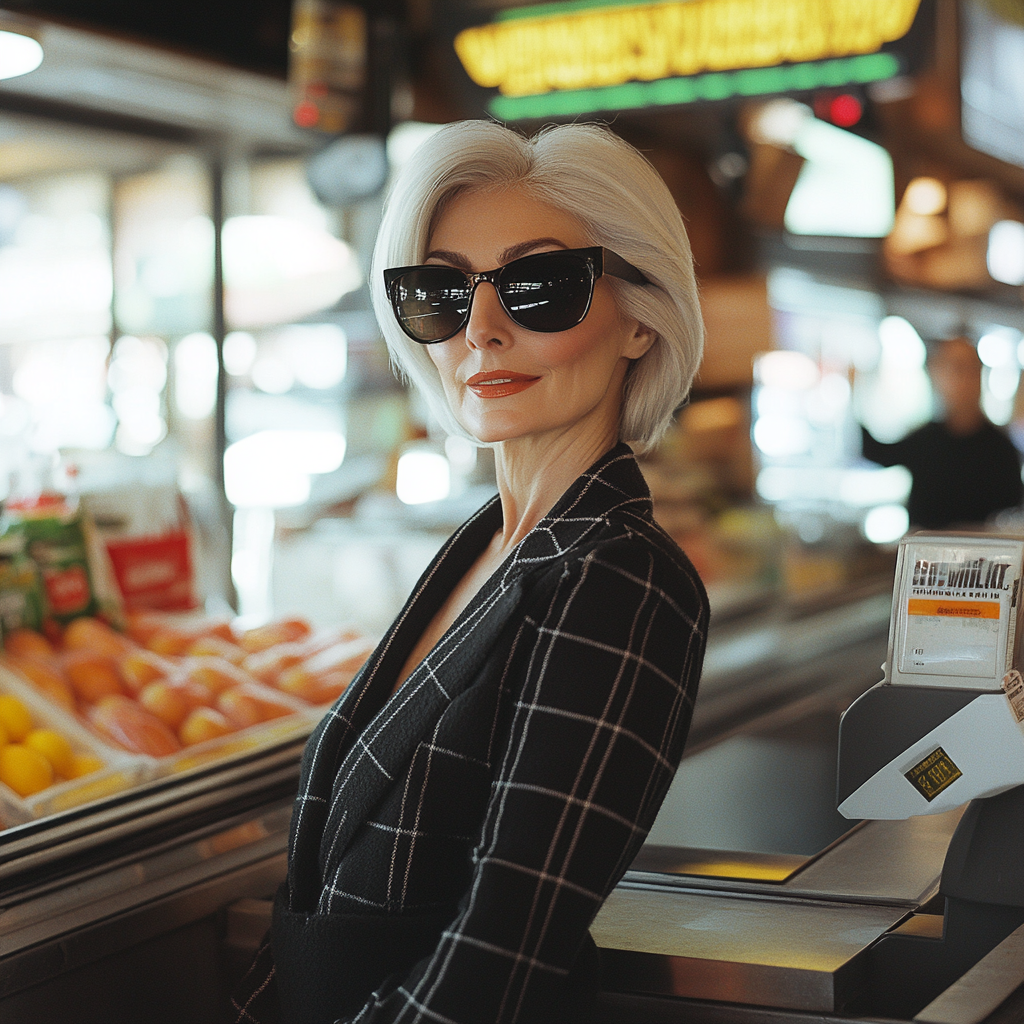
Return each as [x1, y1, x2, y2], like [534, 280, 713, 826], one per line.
[217, 684, 296, 728]
[179, 707, 234, 746]
[277, 667, 350, 705]
[238, 618, 312, 654]
[241, 643, 308, 684]
[67, 752, 104, 778]
[0, 694, 33, 742]
[63, 617, 133, 659]
[88, 695, 181, 757]
[145, 628, 195, 657]
[3, 627, 54, 660]
[62, 651, 124, 704]
[124, 612, 165, 647]
[6, 656, 76, 711]
[0, 743, 53, 796]
[119, 650, 173, 693]
[183, 656, 255, 694]
[24, 728, 75, 777]
[138, 681, 201, 729]
[187, 634, 247, 665]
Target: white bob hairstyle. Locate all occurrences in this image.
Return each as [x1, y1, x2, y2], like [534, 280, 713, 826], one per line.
[370, 120, 704, 452]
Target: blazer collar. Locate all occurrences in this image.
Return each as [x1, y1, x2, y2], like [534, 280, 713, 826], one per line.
[295, 443, 653, 895]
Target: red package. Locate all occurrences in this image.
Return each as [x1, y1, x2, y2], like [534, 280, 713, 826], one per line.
[104, 532, 196, 612]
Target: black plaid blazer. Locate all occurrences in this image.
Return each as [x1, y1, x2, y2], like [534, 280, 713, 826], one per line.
[233, 443, 708, 1024]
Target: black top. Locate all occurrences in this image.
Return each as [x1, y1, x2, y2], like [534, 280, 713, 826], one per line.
[861, 421, 1023, 529]
[232, 443, 709, 1024]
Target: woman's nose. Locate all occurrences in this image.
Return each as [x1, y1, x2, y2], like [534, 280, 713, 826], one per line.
[464, 282, 513, 349]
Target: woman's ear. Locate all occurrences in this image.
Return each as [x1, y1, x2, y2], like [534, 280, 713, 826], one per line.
[624, 322, 656, 361]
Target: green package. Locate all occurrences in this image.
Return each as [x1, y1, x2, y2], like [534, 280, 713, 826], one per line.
[17, 510, 99, 624]
[0, 526, 45, 636]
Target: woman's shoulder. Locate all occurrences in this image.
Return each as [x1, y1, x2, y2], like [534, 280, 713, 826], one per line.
[535, 506, 709, 625]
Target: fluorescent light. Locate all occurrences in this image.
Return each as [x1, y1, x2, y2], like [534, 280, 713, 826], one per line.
[903, 177, 946, 216]
[0, 29, 42, 81]
[978, 328, 1019, 368]
[988, 221, 1024, 286]
[396, 451, 451, 505]
[863, 504, 909, 544]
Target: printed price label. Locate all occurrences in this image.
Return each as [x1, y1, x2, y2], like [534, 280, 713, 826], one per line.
[905, 747, 963, 802]
[1002, 669, 1024, 724]
[901, 599, 1001, 678]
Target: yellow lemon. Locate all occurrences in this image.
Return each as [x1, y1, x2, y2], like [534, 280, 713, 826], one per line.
[24, 729, 75, 778]
[0, 695, 32, 742]
[0, 720, 8, 747]
[67, 753, 104, 779]
[0, 744, 53, 797]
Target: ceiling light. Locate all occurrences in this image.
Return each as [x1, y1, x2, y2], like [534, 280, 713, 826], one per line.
[0, 29, 42, 81]
[903, 177, 946, 216]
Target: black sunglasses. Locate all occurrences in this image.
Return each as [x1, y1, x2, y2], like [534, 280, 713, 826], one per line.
[383, 246, 650, 344]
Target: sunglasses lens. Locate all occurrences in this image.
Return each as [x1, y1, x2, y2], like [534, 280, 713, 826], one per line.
[392, 267, 471, 342]
[500, 252, 592, 332]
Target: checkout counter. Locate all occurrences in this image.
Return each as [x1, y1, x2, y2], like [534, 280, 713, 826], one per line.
[2, 560, 1023, 1023]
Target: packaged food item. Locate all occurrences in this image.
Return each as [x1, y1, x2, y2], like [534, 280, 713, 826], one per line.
[83, 485, 196, 613]
[4, 496, 99, 625]
[0, 529, 45, 636]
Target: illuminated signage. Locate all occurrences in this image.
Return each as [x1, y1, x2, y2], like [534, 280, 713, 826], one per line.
[454, 0, 920, 118]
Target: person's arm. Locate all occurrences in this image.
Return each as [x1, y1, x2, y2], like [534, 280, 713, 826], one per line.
[860, 425, 911, 468]
[989, 431, 1024, 513]
[344, 536, 708, 1024]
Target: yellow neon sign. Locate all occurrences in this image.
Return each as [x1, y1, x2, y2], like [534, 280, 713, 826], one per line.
[455, 0, 921, 98]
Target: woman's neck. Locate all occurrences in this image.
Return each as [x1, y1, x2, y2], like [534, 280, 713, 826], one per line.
[492, 420, 619, 555]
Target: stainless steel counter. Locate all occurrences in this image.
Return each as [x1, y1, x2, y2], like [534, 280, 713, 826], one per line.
[595, 810, 964, 1014]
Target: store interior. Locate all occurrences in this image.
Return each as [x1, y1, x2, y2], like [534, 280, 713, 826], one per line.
[2, 1, 1024, 1021]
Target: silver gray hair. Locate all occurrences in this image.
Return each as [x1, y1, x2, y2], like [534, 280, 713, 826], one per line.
[370, 120, 703, 452]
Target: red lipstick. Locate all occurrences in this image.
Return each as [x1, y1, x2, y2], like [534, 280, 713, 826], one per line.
[466, 370, 540, 398]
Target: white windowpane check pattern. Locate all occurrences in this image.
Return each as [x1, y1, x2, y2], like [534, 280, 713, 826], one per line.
[233, 444, 708, 1024]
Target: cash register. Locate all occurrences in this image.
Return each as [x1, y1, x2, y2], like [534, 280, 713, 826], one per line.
[838, 533, 1024, 1017]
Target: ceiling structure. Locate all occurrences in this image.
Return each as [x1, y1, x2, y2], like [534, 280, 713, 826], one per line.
[0, 12, 313, 151]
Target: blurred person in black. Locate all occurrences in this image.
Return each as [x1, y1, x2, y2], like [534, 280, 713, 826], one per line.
[861, 336, 1023, 529]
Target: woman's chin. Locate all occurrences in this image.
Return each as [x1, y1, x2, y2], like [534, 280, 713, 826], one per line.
[459, 411, 537, 446]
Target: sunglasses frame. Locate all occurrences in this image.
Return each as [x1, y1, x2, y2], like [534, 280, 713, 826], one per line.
[383, 246, 650, 344]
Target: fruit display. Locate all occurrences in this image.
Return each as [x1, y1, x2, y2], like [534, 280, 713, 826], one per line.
[0, 681, 118, 821]
[0, 614, 375, 765]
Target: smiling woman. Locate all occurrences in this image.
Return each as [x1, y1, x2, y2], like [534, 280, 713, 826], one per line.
[232, 121, 710, 1024]
[422, 189, 654, 453]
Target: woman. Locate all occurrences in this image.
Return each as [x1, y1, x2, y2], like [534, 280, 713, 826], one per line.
[233, 121, 709, 1024]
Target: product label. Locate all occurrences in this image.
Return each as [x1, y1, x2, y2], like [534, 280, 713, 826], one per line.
[1003, 669, 1024, 724]
[897, 548, 1019, 680]
[905, 746, 963, 801]
[41, 564, 91, 616]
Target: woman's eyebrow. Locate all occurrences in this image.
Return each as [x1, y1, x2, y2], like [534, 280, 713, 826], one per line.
[423, 238, 571, 270]
[424, 248, 472, 269]
[500, 238, 569, 263]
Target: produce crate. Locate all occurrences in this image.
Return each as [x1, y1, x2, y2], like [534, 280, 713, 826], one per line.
[0, 664, 144, 825]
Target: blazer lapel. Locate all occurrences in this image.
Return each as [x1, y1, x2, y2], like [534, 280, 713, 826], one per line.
[311, 443, 654, 888]
[317, 545, 528, 883]
[289, 496, 501, 907]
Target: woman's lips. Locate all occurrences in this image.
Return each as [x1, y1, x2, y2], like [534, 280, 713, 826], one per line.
[465, 371, 541, 398]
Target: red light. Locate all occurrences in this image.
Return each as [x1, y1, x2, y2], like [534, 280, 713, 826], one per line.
[293, 101, 320, 128]
[829, 94, 862, 128]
